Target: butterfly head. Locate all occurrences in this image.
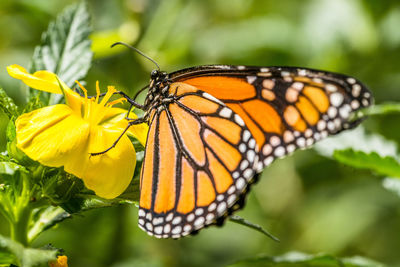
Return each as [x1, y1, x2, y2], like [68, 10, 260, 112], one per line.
[144, 70, 171, 109]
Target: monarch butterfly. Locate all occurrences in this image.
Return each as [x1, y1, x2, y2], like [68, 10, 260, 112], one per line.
[104, 43, 373, 239]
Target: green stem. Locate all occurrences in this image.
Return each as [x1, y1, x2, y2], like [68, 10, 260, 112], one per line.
[10, 206, 31, 246]
[10, 172, 32, 246]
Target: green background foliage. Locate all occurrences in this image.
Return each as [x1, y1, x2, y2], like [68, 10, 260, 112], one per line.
[1, 0, 400, 266]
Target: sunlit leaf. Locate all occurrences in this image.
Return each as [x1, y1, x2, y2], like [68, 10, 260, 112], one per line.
[315, 126, 399, 159]
[0, 235, 57, 267]
[0, 88, 18, 118]
[382, 177, 400, 198]
[333, 149, 400, 178]
[28, 206, 71, 242]
[30, 1, 93, 104]
[0, 161, 27, 176]
[354, 102, 400, 118]
[229, 251, 385, 267]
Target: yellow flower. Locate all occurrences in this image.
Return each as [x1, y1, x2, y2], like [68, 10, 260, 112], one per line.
[49, 255, 68, 267]
[7, 64, 148, 199]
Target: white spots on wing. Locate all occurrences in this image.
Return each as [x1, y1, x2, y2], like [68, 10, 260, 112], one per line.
[260, 68, 270, 73]
[139, 209, 145, 217]
[217, 202, 227, 215]
[263, 144, 272, 155]
[237, 65, 246, 70]
[236, 178, 246, 190]
[202, 92, 223, 105]
[263, 156, 274, 166]
[347, 77, 356, 84]
[154, 226, 163, 235]
[317, 120, 326, 131]
[270, 136, 281, 146]
[298, 69, 307, 76]
[351, 100, 360, 109]
[243, 130, 251, 141]
[328, 107, 337, 118]
[208, 203, 217, 212]
[172, 216, 182, 225]
[172, 226, 182, 235]
[247, 150, 256, 162]
[153, 217, 163, 225]
[235, 114, 245, 126]
[339, 104, 351, 119]
[352, 84, 362, 97]
[281, 71, 290, 77]
[240, 160, 249, 170]
[330, 93, 344, 107]
[274, 146, 286, 157]
[248, 138, 256, 149]
[166, 213, 173, 222]
[262, 79, 275, 89]
[326, 84, 338, 92]
[146, 223, 153, 231]
[228, 185, 236, 195]
[287, 144, 296, 153]
[247, 76, 257, 84]
[296, 137, 306, 148]
[187, 213, 195, 222]
[206, 213, 215, 222]
[327, 121, 335, 131]
[239, 143, 246, 153]
[243, 169, 253, 180]
[283, 131, 294, 143]
[195, 208, 204, 216]
[219, 107, 232, 118]
[164, 224, 171, 233]
[292, 82, 304, 90]
[305, 129, 313, 138]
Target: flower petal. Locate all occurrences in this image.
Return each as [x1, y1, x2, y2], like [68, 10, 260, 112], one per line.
[100, 108, 148, 146]
[7, 64, 65, 94]
[16, 105, 90, 166]
[66, 127, 136, 199]
[7, 64, 83, 114]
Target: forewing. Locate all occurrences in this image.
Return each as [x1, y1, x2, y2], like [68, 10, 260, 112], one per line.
[171, 65, 373, 171]
[139, 83, 258, 238]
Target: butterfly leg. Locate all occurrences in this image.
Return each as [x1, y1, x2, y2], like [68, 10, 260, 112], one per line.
[90, 117, 147, 156]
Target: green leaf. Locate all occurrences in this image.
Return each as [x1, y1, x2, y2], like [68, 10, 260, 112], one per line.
[22, 93, 44, 114]
[0, 161, 27, 176]
[0, 235, 57, 267]
[0, 88, 18, 118]
[229, 215, 279, 242]
[382, 177, 400, 197]
[333, 149, 400, 178]
[351, 102, 400, 120]
[229, 251, 386, 267]
[30, 1, 93, 104]
[28, 207, 70, 242]
[315, 126, 398, 159]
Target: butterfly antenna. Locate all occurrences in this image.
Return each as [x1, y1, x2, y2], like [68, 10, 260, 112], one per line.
[111, 42, 160, 71]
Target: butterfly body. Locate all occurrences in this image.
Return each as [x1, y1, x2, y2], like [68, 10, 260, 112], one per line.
[136, 64, 372, 238]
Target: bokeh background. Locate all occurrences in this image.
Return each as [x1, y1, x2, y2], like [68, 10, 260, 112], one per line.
[1, 0, 400, 266]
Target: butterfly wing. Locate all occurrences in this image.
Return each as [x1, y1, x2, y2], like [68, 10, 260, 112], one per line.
[139, 83, 258, 238]
[171, 65, 373, 171]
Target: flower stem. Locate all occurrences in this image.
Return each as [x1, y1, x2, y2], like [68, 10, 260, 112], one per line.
[10, 206, 31, 246]
[10, 172, 32, 246]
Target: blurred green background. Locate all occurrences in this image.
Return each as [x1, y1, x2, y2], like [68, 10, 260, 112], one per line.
[1, 0, 400, 266]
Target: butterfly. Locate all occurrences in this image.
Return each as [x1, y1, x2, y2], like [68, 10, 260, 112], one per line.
[108, 44, 373, 239]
